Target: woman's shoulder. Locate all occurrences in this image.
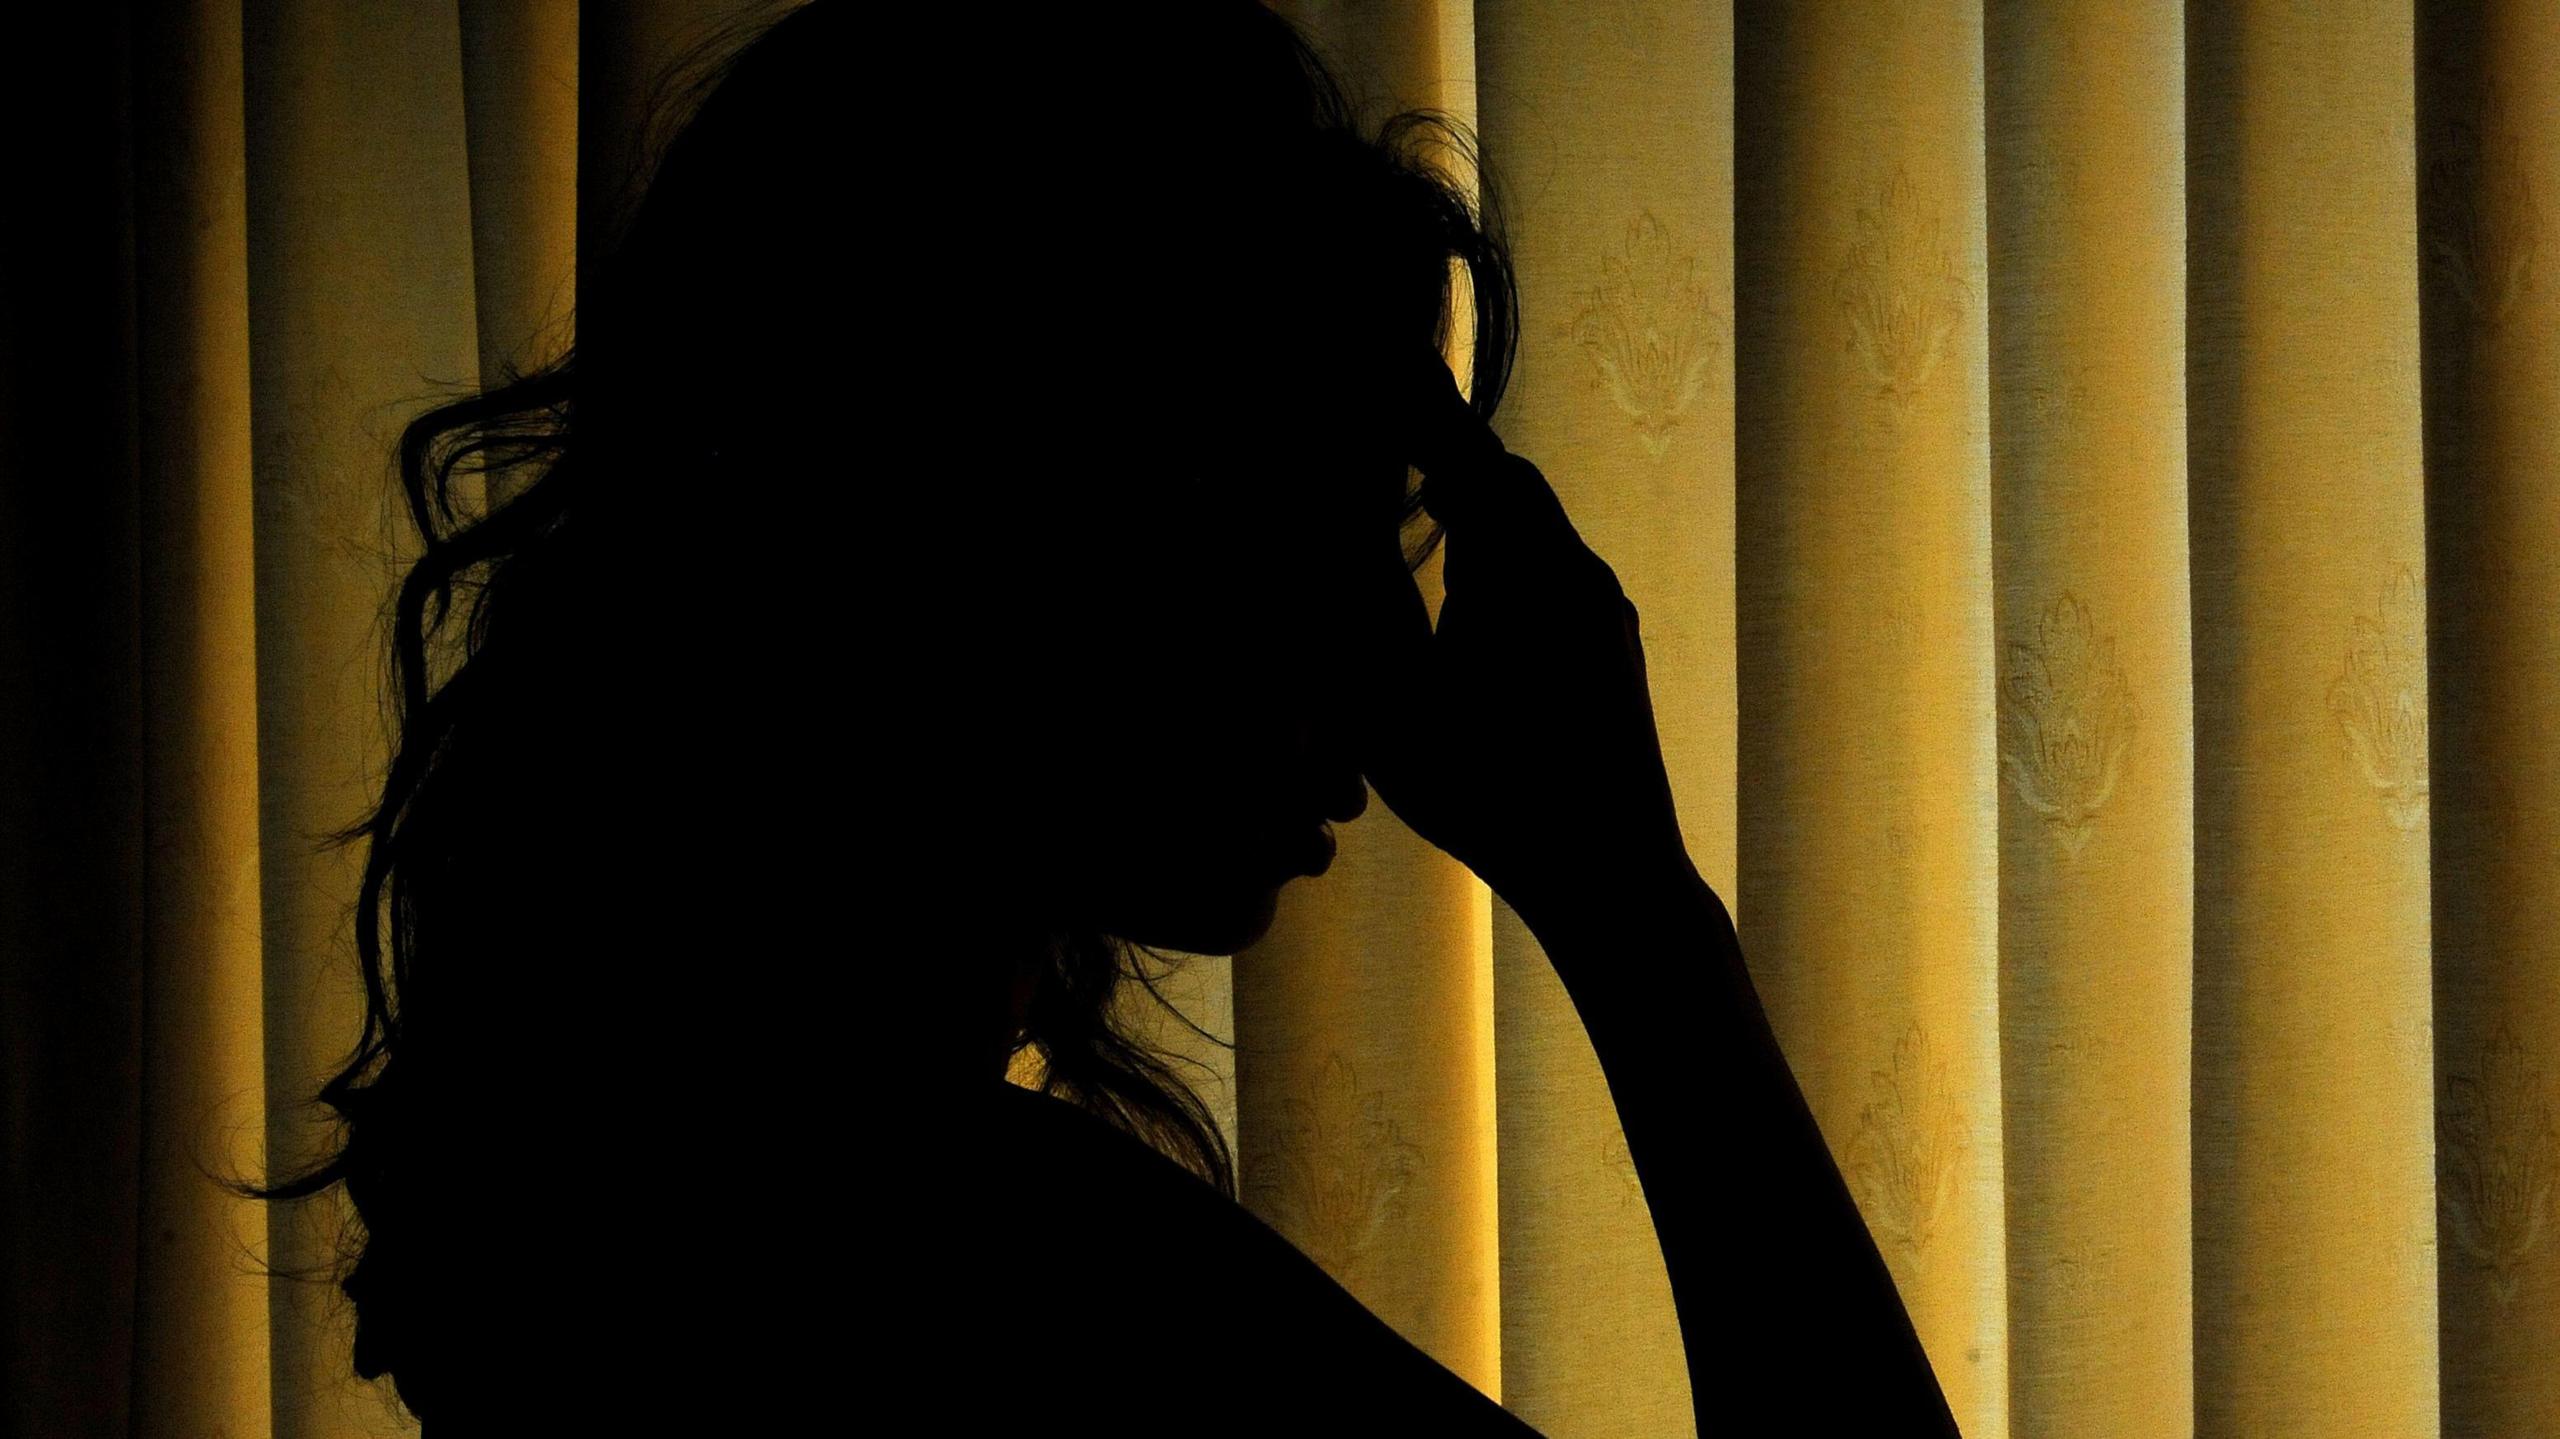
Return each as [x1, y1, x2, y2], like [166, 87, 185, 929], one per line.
[929, 1079, 1539, 1434]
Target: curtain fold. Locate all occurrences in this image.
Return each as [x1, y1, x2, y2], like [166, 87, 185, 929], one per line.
[1985, 2, 2195, 1432]
[1471, 3, 1731, 1433]
[12, 3, 2560, 1436]
[127, 2, 273, 1435]
[2186, 4, 2441, 1433]
[239, 7, 481, 1434]
[1733, 2, 2011, 1432]
[457, 0, 579, 413]
[1232, 0, 1504, 1398]
[2419, 3, 2560, 1434]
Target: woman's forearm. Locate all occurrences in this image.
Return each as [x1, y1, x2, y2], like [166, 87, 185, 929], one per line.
[1511, 859, 1962, 1435]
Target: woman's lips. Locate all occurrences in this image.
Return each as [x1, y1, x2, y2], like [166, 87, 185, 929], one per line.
[1283, 823, 1337, 876]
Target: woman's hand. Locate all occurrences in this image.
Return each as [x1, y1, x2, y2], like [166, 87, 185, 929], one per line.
[1346, 351, 1694, 927]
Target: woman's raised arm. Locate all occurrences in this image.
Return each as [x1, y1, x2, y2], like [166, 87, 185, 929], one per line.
[1505, 848, 1961, 1435]
[1350, 349, 1961, 1434]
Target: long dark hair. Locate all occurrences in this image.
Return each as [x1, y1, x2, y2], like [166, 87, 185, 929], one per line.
[241, 1, 1517, 1422]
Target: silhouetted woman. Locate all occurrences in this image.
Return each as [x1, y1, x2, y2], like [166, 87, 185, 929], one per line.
[248, 3, 1963, 1432]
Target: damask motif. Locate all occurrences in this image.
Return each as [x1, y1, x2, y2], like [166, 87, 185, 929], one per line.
[2389, 1010, 2438, 1089]
[1847, 1022, 1965, 1272]
[252, 362, 372, 535]
[1833, 167, 1969, 414]
[2023, 365, 2093, 451]
[1262, 1051, 1421, 1289]
[2389, 1227, 2444, 1315]
[1999, 593, 2138, 857]
[1564, 210, 1725, 458]
[2045, 1241, 2120, 1318]
[2008, 141, 2085, 229]
[2327, 565, 2430, 832]
[1592, 0, 1663, 54]
[2441, 1023, 2554, 1304]
[2427, 122, 2542, 326]
[1601, 1128, 1644, 1211]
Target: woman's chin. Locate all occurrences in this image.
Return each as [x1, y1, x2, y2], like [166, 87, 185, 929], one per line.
[1124, 878, 1287, 958]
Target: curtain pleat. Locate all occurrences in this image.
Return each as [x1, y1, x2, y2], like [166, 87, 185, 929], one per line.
[2186, 3, 2441, 1433]
[1469, 3, 1730, 1433]
[239, 3, 482, 1433]
[1232, 0, 1504, 1398]
[1733, 2, 2010, 1433]
[2419, 2, 2560, 1435]
[457, 0, 579, 417]
[1984, 3, 2194, 1434]
[126, 1, 274, 1435]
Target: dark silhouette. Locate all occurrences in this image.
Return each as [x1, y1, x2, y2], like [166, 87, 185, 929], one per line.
[242, 3, 1962, 1432]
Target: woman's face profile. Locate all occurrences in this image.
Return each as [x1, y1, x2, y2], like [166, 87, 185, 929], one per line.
[1004, 398, 1411, 957]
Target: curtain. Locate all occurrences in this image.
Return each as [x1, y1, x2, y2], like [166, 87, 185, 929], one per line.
[10, 2, 580, 1435]
[5, 2, 2553, 1437]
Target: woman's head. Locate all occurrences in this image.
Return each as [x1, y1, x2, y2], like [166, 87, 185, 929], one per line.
[248, 2, 1515, 1419]
[880, 5, 1515, 946]
[562, 3, 1516, 954]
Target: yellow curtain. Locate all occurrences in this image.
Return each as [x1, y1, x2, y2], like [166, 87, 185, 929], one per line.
[12, 2, 2556, 1436]
[1230, 4, 2544, 1436]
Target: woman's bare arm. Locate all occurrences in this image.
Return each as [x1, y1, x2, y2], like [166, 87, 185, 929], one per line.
[1355, 349, 1960, 1432]
[1506, 851, 1963, 1436]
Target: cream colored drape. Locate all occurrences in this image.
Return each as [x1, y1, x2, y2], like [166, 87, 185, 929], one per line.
[68, 2, 610, 1435]
[1225, 4, 2553, 1437]
[57, 1, 2556, 1436]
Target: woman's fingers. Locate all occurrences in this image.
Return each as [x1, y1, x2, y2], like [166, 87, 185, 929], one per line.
[1399, 349, 1600, 599]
